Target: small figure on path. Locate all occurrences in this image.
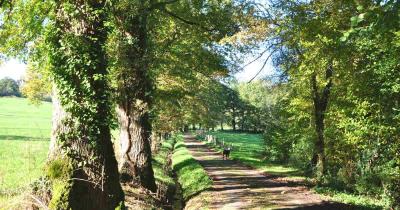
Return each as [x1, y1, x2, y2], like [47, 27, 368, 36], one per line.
[222, 146, 231, 160]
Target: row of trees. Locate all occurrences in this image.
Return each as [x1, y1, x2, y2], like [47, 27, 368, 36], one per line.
[182, 80, 272, 133]
[0, 0, 249, 209]
[188, 0, 400, 207]
[217, 0, 399, 208]
[0, 77, 20, 97]
[0, 76, 52, 101]
[2, 0, 399, 208]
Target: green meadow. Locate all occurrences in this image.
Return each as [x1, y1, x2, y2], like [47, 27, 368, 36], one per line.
[204, 131, 301, 177]
[0, 97, 51, 201]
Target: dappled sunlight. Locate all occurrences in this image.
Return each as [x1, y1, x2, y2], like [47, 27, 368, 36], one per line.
[183, 135, 353, 210]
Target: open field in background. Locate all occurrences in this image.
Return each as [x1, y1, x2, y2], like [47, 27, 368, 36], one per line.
[0, 98, 51, 203]
[203, 131, 302, 178]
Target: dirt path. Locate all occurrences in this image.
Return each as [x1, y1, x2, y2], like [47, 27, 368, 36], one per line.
[183, 134, 355, 210]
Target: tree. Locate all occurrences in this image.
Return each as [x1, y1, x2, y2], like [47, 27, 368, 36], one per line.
[235, 0, 399, 207]
[224, 84, 242, 131]
[107, 0, 239, 191]
[43, 1, 124, 208]
[108, 0, 158, 191]
[20, 64, 52, 103]
[0, 77, 20, 97]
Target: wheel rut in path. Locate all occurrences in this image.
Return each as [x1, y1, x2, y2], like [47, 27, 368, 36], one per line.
[183, 134, 356, 210]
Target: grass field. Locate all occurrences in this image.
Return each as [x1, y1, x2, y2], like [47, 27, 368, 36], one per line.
[0, 97, 51, 202]
[203, 131, 302, 178]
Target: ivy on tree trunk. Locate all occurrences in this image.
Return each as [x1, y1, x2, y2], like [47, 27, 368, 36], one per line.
[46, 1, 124, 209]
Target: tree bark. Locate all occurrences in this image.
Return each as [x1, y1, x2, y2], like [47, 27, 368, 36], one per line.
[310, 63, 333, 176]
[232, 107, 236, 131]
[117, 104, 157, 192]
[112, 1, 157, 192]
[47, 88, 66, 160]
[46, 1, 124, 209]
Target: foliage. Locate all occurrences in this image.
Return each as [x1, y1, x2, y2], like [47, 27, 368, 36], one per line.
[45, 158, 71, 181]
[48, 180, 71, 210]
[0, 77, 20, 97]
[314, 187, 387, 210]
[228, 0, 400, 208]
[201, 131, 388, 209]
[2, 0, 398, 208]
[149, 6, 238, 132]
[20, 64, 52, 104]
[152, 135, 176, 202]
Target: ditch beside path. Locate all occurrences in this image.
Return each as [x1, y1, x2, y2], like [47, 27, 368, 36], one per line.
[183, 134, 355, 210]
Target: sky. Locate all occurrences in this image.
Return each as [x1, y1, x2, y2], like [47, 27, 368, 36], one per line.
[233, 51, 275, 82]
[0, 54, 275, 82]
[0, 59, 27, 80]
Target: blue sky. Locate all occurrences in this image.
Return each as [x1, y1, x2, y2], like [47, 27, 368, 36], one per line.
[0, 54, 275, 82]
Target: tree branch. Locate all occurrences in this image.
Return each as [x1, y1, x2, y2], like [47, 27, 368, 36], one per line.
[149, 0, 179, 10]
[162, 8, 215, 32]
[248, 48, 278, 83]
[241, 49, 269, 69]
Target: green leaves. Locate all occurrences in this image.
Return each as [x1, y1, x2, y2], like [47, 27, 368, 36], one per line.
[350, 13, 365, 27]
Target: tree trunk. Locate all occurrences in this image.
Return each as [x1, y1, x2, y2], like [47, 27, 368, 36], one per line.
[46, 1, 124, 209]
[112, 2, 157, 192]
[118, 105, 157, 192]
[48, 88, 66, 160]
[231, 106, 236, 131]
[310, 63, 333, 177]
[220, 121, 224, 130]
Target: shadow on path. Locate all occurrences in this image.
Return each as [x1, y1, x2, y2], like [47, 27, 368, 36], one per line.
[184, 134, 363, 210]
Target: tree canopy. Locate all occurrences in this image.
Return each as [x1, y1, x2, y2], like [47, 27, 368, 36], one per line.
[1, 0, 399, 209]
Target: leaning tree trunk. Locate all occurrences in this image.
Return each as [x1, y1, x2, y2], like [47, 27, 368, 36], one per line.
[112, 2, 157, 192]
[310, 63, 333, 177]
[45, 1, 124, 209]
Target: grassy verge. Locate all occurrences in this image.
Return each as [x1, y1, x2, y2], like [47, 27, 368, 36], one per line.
[171, 134, 212, 201]
[315, 187, 387, 210]
[197, 130, 387, 210]
[152, 136, 175, 197]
